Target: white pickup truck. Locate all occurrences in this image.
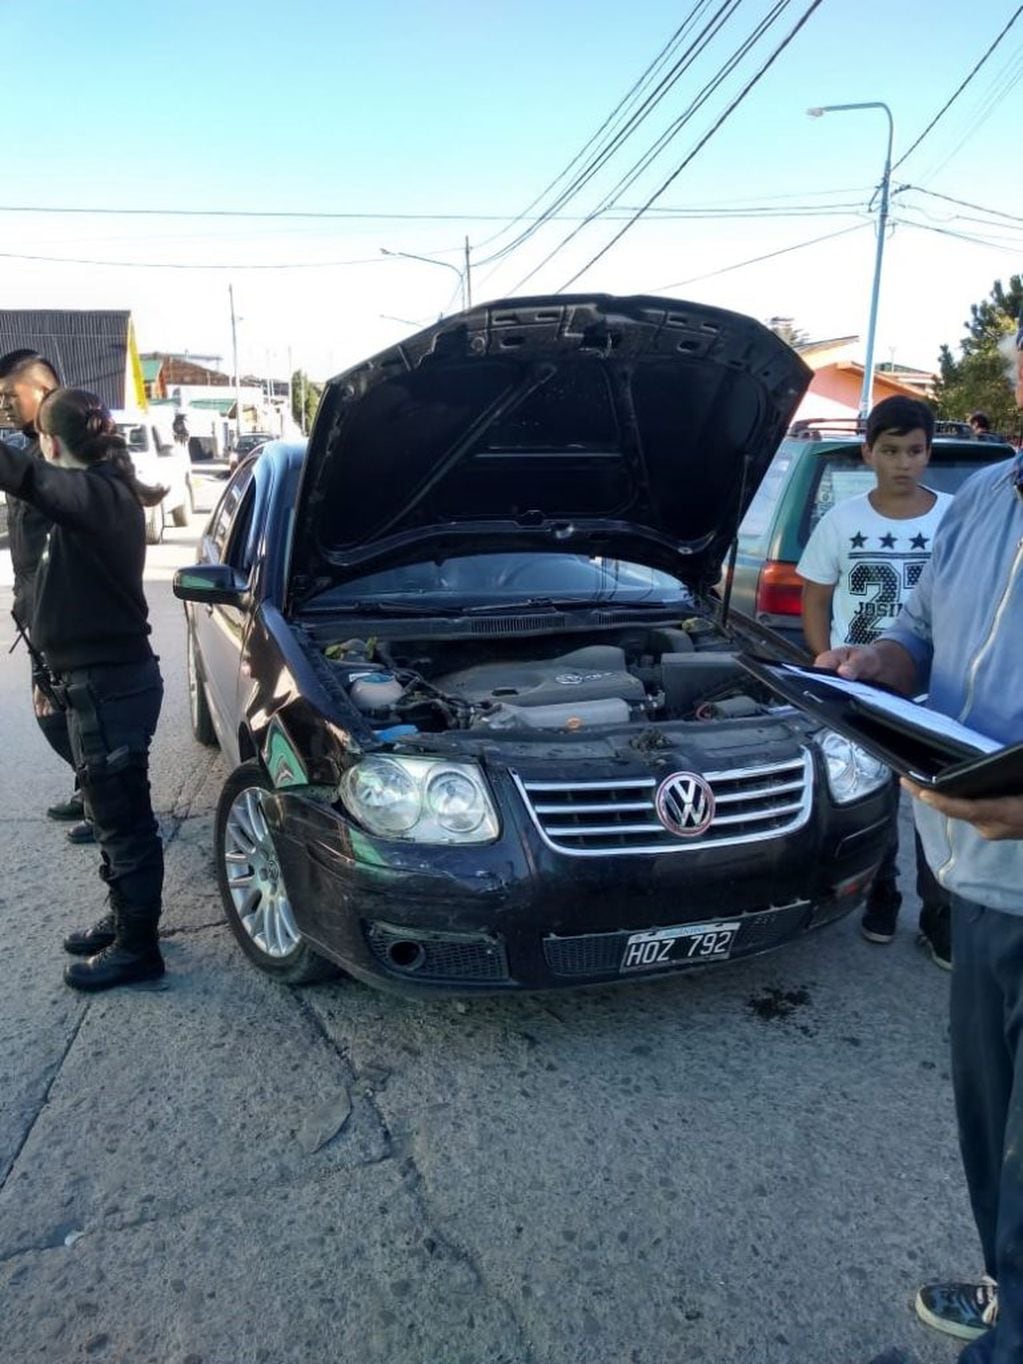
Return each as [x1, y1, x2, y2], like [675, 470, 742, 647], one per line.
[112, 411, 196, 544]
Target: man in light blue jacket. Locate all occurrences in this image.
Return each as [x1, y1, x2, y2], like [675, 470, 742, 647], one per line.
[820, 327, 1023, 1364]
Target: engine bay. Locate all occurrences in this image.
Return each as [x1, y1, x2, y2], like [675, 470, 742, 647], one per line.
[322, 620, 785, 735]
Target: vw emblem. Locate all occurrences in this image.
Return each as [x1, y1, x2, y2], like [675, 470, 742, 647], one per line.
[654, 772, 715, 838]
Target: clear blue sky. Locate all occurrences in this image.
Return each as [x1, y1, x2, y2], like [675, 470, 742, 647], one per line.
[3, 0, 1020, 377]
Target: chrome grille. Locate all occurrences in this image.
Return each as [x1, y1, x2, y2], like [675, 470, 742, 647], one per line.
[513, 751, 813, 857]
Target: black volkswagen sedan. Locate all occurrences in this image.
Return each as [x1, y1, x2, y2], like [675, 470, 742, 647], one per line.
[174, 294, 895, 994]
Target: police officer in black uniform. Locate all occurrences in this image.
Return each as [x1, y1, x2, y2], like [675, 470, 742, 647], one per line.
[0, 387, 167, 991]
[0, 351, 91, 826]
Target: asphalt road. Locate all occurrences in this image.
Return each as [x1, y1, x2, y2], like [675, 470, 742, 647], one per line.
[0, 506, 977, 1364]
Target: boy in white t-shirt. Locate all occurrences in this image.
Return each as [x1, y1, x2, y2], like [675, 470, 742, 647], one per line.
[797, 396, 951, 966]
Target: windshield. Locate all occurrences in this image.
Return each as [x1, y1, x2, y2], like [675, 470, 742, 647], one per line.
[804, 448, 1003, 539]
[117, 423, 149, 452]
[311, 553, 692, 608]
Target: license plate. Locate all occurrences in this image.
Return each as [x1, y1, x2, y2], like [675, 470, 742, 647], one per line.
[620, 921, 740, 972]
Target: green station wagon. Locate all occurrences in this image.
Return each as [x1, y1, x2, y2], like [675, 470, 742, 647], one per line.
[727, 418, 1016, 651]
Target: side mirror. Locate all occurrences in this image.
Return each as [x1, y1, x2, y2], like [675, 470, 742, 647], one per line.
[173, 563, 248, 607]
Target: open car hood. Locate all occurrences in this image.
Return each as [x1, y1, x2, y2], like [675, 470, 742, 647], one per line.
[290, 295, 811, 601]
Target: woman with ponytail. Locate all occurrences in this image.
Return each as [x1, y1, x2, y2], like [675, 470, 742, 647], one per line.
[0, 387, 167, 991]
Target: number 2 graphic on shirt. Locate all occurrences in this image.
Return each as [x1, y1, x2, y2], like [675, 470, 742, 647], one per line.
[847, 561, 920, 644]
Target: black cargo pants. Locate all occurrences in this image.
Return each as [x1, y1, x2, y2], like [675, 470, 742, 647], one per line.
[951, 898, 1023, 1364]
[57, 658, 164, 921]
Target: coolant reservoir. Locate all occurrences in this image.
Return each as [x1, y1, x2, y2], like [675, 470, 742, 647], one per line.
[349, 672, 405, 714]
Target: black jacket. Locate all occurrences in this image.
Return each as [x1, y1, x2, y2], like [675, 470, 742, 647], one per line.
[0, 444, 153, 672]
[5, 432, 52, 630]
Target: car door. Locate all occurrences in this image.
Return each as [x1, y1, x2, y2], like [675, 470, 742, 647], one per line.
[192, 464, 257, 760]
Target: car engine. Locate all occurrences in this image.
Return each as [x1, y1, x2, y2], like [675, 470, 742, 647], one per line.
[324, 624, 777, 735]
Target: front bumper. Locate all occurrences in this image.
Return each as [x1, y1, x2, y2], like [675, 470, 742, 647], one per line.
[261, 758, 893, 995]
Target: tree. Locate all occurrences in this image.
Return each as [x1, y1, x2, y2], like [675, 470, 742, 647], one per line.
[291, 369, 323, 434]
[933, 276, 1022, 436]
[766, 316, 808, 349]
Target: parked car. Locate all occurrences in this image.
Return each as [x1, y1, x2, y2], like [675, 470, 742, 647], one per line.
[112, 411, 196, 544]
[173, 295, 896, 995]
[728, 417, 1017, 652]
[229, 432, 274, 469]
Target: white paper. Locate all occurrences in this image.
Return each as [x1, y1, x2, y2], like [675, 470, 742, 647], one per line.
[776, 664, 1001, 756]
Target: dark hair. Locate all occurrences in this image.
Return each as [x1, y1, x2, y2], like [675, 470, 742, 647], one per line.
[0, 348, 60, 387]
[865, 395, 935, 448]
[969, 410, 991, 431]
[37, 388, 165, 508]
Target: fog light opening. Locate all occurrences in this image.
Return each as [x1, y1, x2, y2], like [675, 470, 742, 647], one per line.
[387, 939, 427, 972]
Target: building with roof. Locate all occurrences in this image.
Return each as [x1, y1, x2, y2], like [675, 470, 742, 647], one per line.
[141, 357, 166, 400]
[791, 335, 936, 424]
[0, 309, 146, 410]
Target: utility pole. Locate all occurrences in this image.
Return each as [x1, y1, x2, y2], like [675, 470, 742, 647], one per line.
[464, 236, 472, 309]
[287, 346, 293, 435]
[228, 283, 242, 444]
[807, 101, 894, 422]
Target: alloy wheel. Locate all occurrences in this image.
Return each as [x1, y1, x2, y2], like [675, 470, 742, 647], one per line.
[223, 787, 300, 958]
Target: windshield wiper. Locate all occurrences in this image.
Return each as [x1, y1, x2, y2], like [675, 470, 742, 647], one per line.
[463, 597, 682, 615]
[306, 600, 465, 617]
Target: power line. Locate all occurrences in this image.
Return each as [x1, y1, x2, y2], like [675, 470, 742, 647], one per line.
[511, 0, 797, 290]
[0, 196, 865, 226]
[891, 217, 1023, 256]
[897, 185, 1023, 225]
[0, 250, 393, 271]
[473, 0, 746, 269]
[0, 202, 873, 273]
[651, 222, 868, 289]
[916, 44, 1023, 184]
[558, 0, 827, 291]
[472, 0, 716, 251]
[892, 4, 1023, 170]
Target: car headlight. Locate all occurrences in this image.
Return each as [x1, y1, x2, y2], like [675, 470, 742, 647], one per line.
[816, 730, 891, 805]
[340, 757, 499, 843]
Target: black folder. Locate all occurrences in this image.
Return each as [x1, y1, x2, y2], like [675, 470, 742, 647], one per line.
[738, 654, 1023, 800]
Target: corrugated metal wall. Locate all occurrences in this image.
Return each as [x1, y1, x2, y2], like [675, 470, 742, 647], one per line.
[0, 311, 132, 408]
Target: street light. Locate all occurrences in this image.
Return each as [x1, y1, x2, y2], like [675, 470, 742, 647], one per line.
[379, 239, 472, 313]
[228, 283, 243, 444]
[807, 101, 894, 422]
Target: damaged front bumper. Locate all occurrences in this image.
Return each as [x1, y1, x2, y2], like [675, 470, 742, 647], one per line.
[259, 759, 893, 995]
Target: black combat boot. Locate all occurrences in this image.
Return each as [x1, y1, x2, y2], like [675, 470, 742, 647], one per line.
[64, 904, 164, 992]
[63, 912, 117, 956]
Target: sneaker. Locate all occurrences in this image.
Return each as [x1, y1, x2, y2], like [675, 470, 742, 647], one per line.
[861, 886, 902, 944]
[918, 902, 951, 972]
[66, 820, 95, 845]
[47, 792, 85, 822]
[914, 1277, 997, 1342]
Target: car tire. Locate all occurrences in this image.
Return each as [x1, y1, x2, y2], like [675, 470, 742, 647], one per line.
[171, 502, 189, 528]
[187, 626, 218, 747]
[215, 761, 339, 985]
[145, 501, 165, 546]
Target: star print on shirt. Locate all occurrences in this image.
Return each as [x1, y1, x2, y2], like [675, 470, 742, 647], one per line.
[910, 532, 929, 549]
[850, 532, 867, 548]
[878, 532, 897, 549]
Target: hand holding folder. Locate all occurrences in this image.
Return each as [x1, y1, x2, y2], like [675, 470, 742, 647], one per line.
[738, 655, 1023, 800]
